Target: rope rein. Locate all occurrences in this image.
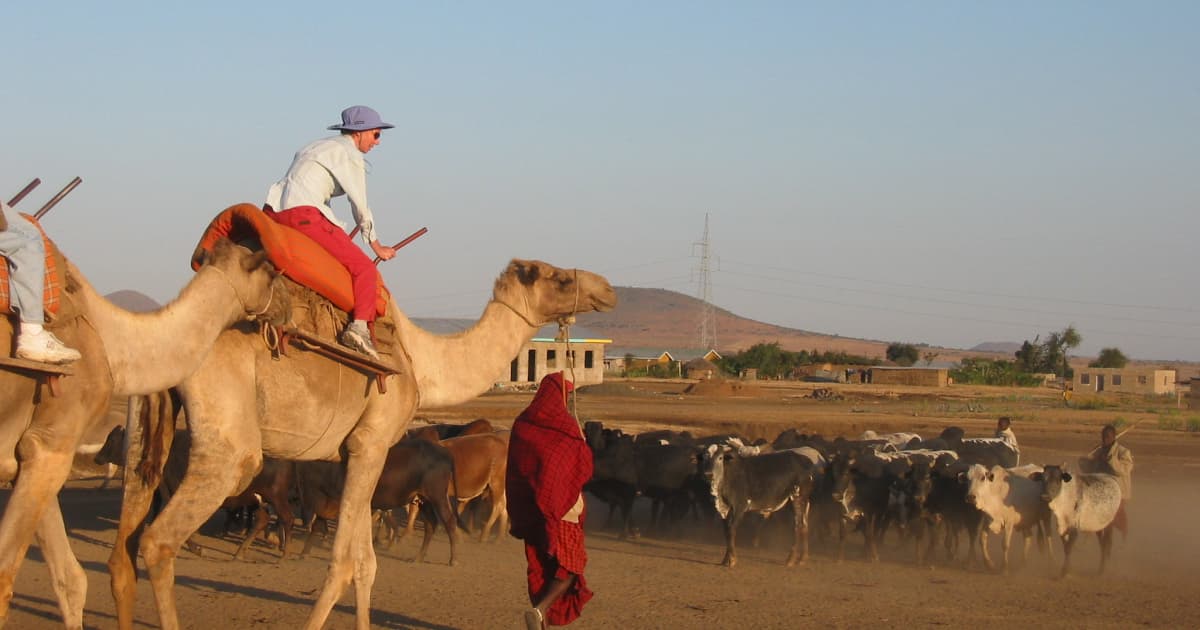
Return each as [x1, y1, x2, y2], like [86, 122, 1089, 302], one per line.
[208, 264, 276, 320]
[561, 269, 581, 422]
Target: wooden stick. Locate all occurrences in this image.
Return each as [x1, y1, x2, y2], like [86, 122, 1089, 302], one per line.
[1087, 419, 1142, 456]
[7, 178, 41, 207]
[373, 227, 428, 265]
[34, 177, 83, 220]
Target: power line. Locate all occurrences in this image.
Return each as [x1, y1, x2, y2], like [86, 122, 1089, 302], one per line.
[720, 258, 1200, 315]
[712, 281, 1200, 343]
[715, 268, 1200, 329]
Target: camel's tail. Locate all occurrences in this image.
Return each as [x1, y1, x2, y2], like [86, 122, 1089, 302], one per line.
[133, 389, 181, 487]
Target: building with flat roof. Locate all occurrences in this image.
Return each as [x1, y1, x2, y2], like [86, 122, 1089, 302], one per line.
[1073, 367, 1176, 395]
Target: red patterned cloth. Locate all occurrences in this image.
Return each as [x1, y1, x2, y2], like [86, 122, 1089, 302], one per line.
[507, 373, 594, 626]
[0, 213, 62, 318]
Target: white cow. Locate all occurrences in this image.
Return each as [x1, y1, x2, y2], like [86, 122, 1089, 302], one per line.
[963, 464, 1046, 573]
[1031, 464, 1122, 576]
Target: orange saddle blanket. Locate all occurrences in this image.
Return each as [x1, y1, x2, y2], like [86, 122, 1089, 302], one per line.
[0, 213, 63, 319]
[191, 203, 389, 317]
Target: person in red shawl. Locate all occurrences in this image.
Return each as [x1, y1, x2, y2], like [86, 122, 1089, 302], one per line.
[506, 372, 595, 629]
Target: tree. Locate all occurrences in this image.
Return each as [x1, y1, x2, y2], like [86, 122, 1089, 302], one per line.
[1058, 325, 1081, 377]
[1089, 347, 1128, 368]
[922, 351, 939, 366]
[1013, 325, 1082, 377]
[886, 343, 920, 367]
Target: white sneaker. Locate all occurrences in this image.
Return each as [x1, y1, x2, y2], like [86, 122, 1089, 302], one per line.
[16, 330, 82, 365]
[339, 322, 380, 360]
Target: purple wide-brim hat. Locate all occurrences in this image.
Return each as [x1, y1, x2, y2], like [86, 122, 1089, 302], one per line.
[328, 105, 395, 131]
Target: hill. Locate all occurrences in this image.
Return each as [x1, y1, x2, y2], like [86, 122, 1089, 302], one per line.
[575, 287, 992, 362]
[105, 290, 160, 313]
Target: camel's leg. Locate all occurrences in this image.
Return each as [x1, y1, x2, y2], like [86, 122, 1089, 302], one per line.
[303, 443, 388, 630]
[109, 397, 167, 630]
[33, 498, 88, 630]
[140, 441, 262, 630]
[0, 447, 76, 628]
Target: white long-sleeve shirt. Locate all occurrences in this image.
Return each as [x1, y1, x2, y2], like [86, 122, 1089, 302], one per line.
[265, 134, 379, 245]
[995, 427, 1018, 449]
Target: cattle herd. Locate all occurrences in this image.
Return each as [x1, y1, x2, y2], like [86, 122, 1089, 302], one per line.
[92, 416, 1123, 579]
[582, 421, 1125, 577]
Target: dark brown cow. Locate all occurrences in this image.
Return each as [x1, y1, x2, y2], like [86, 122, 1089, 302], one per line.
[294, 439, 460, 565]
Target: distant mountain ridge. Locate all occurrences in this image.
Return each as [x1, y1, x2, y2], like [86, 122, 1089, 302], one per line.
[575, 286, 995, 362]
[970, 341, 1022, 355]
[105, 290, 160, 312]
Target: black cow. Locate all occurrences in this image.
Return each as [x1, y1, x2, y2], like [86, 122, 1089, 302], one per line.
[583, 422, 640, 539]
[699, 444, 818, 568]
[634, 439, 701, 535]
[827, 452, 894, 562]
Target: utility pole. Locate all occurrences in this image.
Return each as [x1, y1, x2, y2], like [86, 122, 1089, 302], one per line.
[692, 214, 717, 350]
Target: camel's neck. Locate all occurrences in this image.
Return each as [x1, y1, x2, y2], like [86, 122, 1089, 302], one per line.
[76, 268, 248, 396]
[393, 301, 540, 408]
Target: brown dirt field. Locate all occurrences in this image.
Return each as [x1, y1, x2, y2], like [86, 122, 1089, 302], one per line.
[6, 379, 1200, 629]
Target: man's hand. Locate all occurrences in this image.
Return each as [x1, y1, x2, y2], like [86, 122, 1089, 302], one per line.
[370, 240, 396, 261]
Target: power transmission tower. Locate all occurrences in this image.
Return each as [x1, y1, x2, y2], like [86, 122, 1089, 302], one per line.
[692, 214, 717, 350]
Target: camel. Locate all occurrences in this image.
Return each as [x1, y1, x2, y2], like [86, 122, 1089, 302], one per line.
[0, 237, 286, 629]
[109, 258, 615, 630]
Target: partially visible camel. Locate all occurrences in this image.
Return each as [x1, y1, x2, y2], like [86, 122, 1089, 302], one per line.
[109, 258, 615, 630]
[0, 237, 285, 629]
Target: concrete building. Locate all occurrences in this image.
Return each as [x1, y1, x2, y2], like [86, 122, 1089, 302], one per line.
[605, 348, 721, 377]
[412, 319, 611, 387]
[1073, 367, 1176, 395]
[868, 367, 949, 387]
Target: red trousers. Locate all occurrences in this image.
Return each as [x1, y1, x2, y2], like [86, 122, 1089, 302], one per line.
[266, 205, 379, 322]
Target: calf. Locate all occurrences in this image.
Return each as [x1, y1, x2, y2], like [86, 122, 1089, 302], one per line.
[1031, 464, 1122, 576]
[700, 445, 818, 568]
[963, 464, 1044, 573]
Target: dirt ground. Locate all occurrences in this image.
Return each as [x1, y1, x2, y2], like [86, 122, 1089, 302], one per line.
[6, 379, 1200, 629]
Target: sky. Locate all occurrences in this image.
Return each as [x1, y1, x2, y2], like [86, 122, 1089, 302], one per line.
[3, 2, 1198, 362]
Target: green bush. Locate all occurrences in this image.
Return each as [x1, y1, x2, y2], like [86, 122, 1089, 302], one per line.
[1187, 418, 1200, 433]
[1111, 417, 1128, 430]
[1074, 397, 1111, 410]
[1158, 416, 1182, 431]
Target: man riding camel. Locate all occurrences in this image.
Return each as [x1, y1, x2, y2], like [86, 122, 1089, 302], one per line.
[1, 199, 81, 364]
[264, 105, 397, 359]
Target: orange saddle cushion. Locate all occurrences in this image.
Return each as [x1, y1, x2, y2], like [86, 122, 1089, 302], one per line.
[0, 213, 62, 318]
[190, 203, 389, 316]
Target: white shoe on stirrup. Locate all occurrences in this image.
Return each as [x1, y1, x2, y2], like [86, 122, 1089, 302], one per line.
[16, 330, 82, 365]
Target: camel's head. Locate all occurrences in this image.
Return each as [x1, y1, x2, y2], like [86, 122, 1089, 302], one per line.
[494, 259, 616, 326]
[197, 238, 291, 326]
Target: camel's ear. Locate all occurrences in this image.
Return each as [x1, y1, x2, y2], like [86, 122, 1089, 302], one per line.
[512, 260, 540, 286]
[241, 249, 275, 275]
